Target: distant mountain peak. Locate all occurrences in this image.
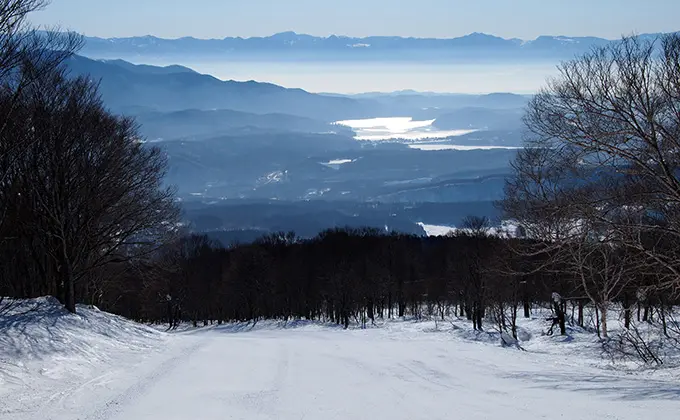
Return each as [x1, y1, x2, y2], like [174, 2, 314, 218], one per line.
[80, 31, 675, 61]
[271, 31, 299, 38]
[465, 32, 502, 39]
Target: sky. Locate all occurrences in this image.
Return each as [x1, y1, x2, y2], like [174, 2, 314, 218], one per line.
[31, 0, 680, 40]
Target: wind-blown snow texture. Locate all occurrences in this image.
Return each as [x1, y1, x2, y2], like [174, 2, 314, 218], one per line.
[1, 298, 679, 419]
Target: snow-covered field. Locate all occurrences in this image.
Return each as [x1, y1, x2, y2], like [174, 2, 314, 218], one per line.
[2, 298, 679, 420]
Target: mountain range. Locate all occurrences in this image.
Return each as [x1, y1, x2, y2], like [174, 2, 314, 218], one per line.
[66, 55, 530, 121]
[80, 31, 671, 60]
[66, 55, 374, 120]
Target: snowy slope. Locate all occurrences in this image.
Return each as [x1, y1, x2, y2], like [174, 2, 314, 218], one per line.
[2, 299, 680, 419]
[0, 297, 181, 418]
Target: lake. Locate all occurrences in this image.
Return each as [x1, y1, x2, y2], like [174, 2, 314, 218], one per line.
[335, 117, 477, 141]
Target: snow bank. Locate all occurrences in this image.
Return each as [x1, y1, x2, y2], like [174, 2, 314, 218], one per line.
[0, 297, 166, 416]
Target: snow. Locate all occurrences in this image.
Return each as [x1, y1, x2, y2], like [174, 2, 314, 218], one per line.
[257, 171, 286, 186]
[0, 297, 173, 418]
[418, 222, 456, 236]
[418, 221, 521, 237]
[320, 159, 355, 169]
[324, 159, 354, 165]
[335, 117, 477, 141]
[2, 298, 680, 420]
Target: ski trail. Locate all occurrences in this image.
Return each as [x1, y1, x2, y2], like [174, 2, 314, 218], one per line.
[24, 336, 205, 420]
[83, 339, 205, 420]
[103, 335, 294, 420]
[6, 324, 680, 420]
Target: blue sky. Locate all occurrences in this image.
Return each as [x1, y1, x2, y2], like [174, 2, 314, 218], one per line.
[31, 0, 680, 40]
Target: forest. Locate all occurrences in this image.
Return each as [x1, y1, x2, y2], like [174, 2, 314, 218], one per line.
[101, 224, 678, 346]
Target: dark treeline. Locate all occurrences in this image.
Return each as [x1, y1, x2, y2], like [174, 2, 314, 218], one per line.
[86, 222, 677, 350]
[104, 227, 545, 333]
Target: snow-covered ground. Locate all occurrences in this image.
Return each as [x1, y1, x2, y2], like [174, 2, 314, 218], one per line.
[418, 222, 456, 236]
[2, 298, 679, 420]
[418, 221, 521, 237]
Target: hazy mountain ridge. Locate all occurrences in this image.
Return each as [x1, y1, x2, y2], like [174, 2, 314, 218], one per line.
[80, 31, 671, 60]
[101, 59, 197, 75]
[66, 55, 378, 120]
[433, 107, 525, 130]
[66, 55, 532, 122]
[135, 109, 352, 141]
[184, 199, 501, 244]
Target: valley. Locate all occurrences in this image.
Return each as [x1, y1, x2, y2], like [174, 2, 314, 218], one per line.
[62, 54, 528, 242]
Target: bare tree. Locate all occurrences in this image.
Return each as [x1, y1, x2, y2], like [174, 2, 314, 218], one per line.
[3, 65, 179, 312]
[0, 1, 82, 238]
[503, 34, 680, 348]
[509, 34, 680, 284]
[460, 215, 491, 237]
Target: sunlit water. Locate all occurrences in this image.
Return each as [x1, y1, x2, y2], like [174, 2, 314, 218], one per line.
[335, 117, 477, 141]
[408, 144, 520, 151]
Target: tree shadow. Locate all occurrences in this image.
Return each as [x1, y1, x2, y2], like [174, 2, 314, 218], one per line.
[506, 371, 680, 401]
[183, 319, 348, 335]
[0, 297, 74, 360]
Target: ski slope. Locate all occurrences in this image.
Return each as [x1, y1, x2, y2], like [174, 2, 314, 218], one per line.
[2, 300, 679, 419]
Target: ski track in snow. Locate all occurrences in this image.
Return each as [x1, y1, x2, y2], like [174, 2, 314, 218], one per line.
[2, 307, 680, 419]
[5, 329, 679, 419]
[17, 333, 206, 420]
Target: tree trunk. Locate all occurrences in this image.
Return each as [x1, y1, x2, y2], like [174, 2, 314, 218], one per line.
[523, 299, 530, 318]
[659, 299, 668, 337]
[599, 304, 608, 338]
[552, 298, 566, 336]
[64, 270, 76, 314]
[475, 302, 484, 331]
[594, 305, 600, 338]
[60, 242, 76, 314]
[523, 282, 530, 318]
[511, 303, 518, 339]
[623, 293, 631, 330]
[472, 305, 478, 331]
[367, 298, 374, 321]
